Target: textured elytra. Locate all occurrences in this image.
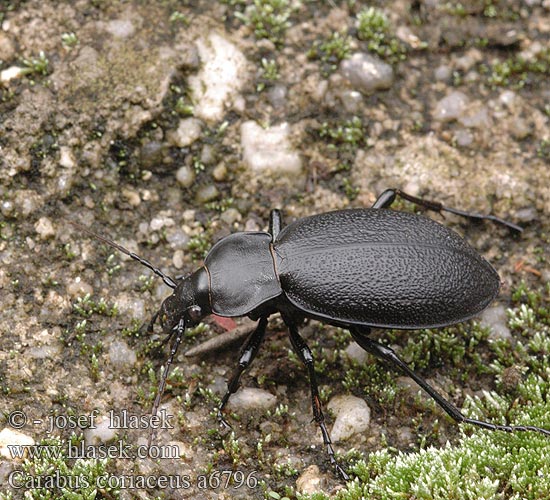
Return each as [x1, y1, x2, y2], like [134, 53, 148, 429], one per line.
[273, 209, 500, 328]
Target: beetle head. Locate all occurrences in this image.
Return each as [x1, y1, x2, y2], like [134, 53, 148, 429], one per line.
[157, 266, 211, 334]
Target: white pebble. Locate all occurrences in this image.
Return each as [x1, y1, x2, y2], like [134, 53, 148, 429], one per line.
[34, 217, 55, 239]
[328, 395, 371, 442]
[0, 66, 24, 83]
[296, 465, 324, 494]
[226, 387, 277, 412]
[340, 53, 394, 93]
[480, 305, 512, 341]
[66, 277, 94, 298]
[188, 33, 250, 122]
[433, 91, 470, 122]
[169, 118, 203, 148]
[176, 165, 195, 188]
[84, 416, 117, 445]
[0, 428, 35, 459]
[241, 121, 302, 179]
[108, 340, 137, 369]
[59, 146, 76, 169]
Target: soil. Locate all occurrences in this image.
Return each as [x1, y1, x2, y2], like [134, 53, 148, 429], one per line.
[1, 1, 549, 499]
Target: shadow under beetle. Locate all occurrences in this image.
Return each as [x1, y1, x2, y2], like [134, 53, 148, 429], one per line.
[74, 189, 550, 480]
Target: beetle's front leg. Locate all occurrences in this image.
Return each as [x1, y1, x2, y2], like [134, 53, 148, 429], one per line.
[282, 313, 349, 481]
[372, 188, 522, 232]
[217, 316, 268, 429]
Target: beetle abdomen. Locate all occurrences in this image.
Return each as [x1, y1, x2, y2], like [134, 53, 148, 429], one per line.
[274, 209, 499, 329]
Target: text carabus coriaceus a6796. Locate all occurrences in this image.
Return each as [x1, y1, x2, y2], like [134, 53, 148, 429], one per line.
[72, 188, 550, 480]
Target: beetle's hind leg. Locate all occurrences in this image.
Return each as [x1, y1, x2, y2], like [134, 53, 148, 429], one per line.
[217, 316, 269, 429]
[282, 314, 349, 481]
[372, 188, 522, 232]
[350, 327, 550, 437]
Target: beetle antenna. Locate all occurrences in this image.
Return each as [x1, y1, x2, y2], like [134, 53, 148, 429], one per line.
[68, 221, 177, 289]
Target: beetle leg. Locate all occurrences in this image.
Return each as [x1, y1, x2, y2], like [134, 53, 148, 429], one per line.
[372, 188, 523, 232]
[269, 209, 283, 240]
[217, 316, 269, 429]
[148, 317, 186, 448]
[282, 314, 350, 481]
[350, 327, 550, 437]
[139, 310, 159, 336]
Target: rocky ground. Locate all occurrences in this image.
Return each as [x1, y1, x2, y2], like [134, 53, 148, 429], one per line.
[1, 1, 550, 499]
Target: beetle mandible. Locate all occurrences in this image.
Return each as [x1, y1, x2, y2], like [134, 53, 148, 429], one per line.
[73, 188, 550, 480]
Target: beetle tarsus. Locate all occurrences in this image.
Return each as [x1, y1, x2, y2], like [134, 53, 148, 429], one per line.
[284, 314, 349, 481]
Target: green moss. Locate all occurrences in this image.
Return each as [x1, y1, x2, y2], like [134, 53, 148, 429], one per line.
[487, 48, 550, 88]
[2, 437, 119, 500]
[234, 0, 292, 46]
[20, 51, 50, 77]
[257, 58, 280, 92]
[308, 31, 352, 75]
[355, 7, 407, 64]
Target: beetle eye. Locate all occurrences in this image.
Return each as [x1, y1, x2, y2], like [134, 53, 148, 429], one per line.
[188, 305, 202, 321]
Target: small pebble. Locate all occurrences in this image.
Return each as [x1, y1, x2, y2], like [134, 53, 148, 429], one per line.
[220, 208, 241, 225]
[480, 305, 512, 341]
[200, 144, 215, 165]
[212, 163, 227, 181]
[108, 340, 138, 369]
[514, 206, 537, 223]
[454, 129, 473, 147]
[509, 118, 531, 140]
[267, 84, 287, 108]
[188, 33, 250, 122]
[340, 52, 394, 93]
[0, 32, 15, 61]
[327, 395, 371, 442]
[140, 141, 165, 168]
[344, 341, 369, 364]
[169, 118, 203, 148]
[115, 293, 146, 321]
[176, 165, 196, 188]
[106, 18, 135, 38]
[84, 416, 117, 445]
[66, 277, 94, 298]
[122, 187, 141, 207]
[458, 106, 490, 129]
[59, 146, 76, 169]
[434, 65, 452, 82]
[296, 465, 325, 494]
[499, 90, 518, 109]
[433, 91, 469, 122]
[195, 184, 219, 204]
[34, 217, 56, 240]
[0, 428, 35, 459]
[226, 387, 277, 412]
[240, 121, 303, 180]
[0, 66, 24, 83]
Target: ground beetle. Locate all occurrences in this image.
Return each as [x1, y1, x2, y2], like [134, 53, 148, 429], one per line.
[73, 189, 550, 480]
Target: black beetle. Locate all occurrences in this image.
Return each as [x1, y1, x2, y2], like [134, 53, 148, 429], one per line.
[72, 189, 550, 480]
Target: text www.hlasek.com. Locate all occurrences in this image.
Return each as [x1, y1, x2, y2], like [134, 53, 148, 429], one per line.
[7, 440, 179, 460]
